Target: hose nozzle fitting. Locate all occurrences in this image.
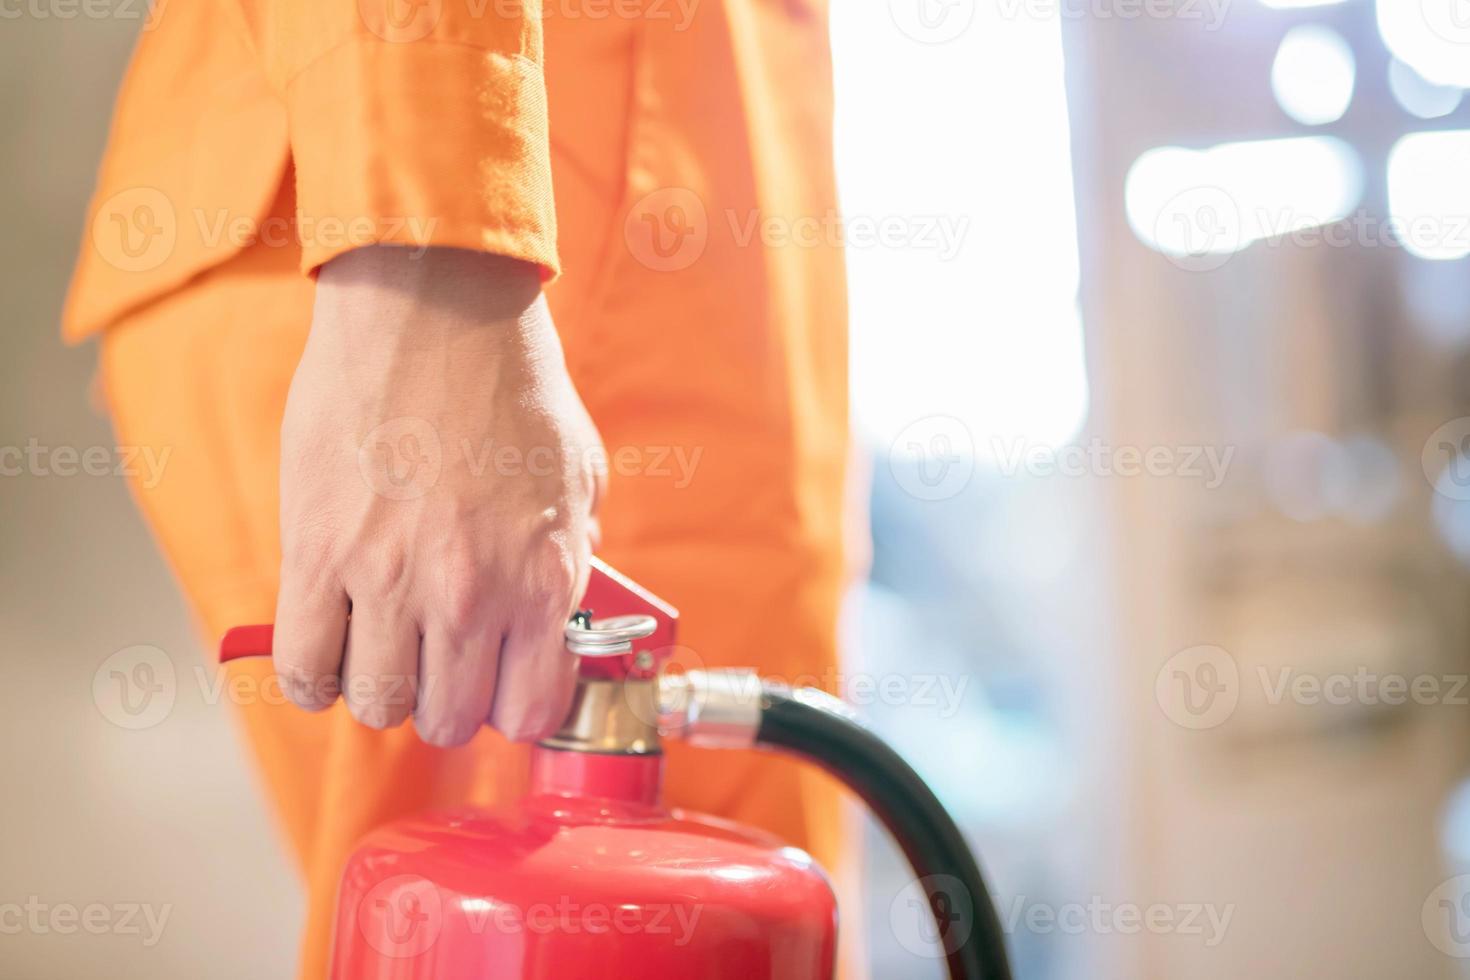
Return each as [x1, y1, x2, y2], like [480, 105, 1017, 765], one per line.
[657, 669, 764, 748]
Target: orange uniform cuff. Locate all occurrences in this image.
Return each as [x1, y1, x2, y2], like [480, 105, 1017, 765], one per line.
[284, 37, 558, 278]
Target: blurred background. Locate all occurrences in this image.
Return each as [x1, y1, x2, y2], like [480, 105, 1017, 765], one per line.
[6, 0, 1470, 976]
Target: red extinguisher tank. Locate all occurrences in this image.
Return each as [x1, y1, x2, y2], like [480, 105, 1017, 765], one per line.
[221, 559, 1012, 980]
[322, 560, 835, 978]
[332, 748, 836, 979]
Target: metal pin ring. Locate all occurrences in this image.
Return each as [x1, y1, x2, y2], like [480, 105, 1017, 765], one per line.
[564, 613, 658, 657]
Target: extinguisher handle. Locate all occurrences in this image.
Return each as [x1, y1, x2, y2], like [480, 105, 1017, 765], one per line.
[221, 623, 274, 662]
[218, 558, 678, 679]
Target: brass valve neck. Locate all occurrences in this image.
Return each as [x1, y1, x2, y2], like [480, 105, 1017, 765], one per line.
[537, 675, 661, 755]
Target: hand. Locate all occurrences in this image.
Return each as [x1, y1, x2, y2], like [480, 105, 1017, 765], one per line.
[272, 245, 604, 746]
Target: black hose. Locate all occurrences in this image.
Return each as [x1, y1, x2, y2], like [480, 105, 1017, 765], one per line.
[756, 685, 1014, 980]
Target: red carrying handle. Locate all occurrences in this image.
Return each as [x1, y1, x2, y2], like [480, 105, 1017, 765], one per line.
[219, 558, 678, 679]
[220, 623, 275, 662]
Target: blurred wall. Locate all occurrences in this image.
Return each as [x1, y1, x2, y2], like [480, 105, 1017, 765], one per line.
[0, 10, 299, 979]
[1067, 4, 1470, 977]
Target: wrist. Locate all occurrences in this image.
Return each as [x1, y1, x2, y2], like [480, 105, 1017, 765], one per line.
[311, 245, 548, 354]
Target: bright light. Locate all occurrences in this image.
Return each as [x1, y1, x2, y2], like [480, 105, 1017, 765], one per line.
[830, 0, 1089, 462]
[1387, 58, 1463, 119]
[1387, 130, 1470, 260]
[1271, 25, 1356, 125]
[1258, 0, 1347, 8]
[1125, 137, 1363, 258]
[1377, 0, 1470, 87]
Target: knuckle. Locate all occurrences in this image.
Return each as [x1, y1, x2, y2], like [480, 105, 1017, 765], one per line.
[527, 546, 578, 612]
[510, 714, 559, 743]
[536, 702, 573, 740]
[436, 559, 489, 641]
[414, 714, 477, 749]
[273, 662, 338, 710]
[347, 694, 408, 731]
[347, 546, 411, 600]
[343, 672, 415, 729]
[495, 700, 566, 743]
[379, 547, 411, 591]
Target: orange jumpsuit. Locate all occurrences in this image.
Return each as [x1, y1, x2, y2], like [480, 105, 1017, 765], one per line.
[65, 1, 850, 976]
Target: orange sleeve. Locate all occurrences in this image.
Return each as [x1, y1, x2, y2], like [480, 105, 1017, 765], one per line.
[232, 0, 558, 277]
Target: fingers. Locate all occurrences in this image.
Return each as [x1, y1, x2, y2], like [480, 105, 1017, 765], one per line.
[490, 602, 580, 742]
[275, 540, 592, 745]
[413, 623, 502, 748]
[341, 603, 421, 730]
[272, 569, 348, 711]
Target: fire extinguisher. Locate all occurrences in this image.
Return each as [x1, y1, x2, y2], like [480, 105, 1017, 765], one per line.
[220, 559, 1014, 980]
